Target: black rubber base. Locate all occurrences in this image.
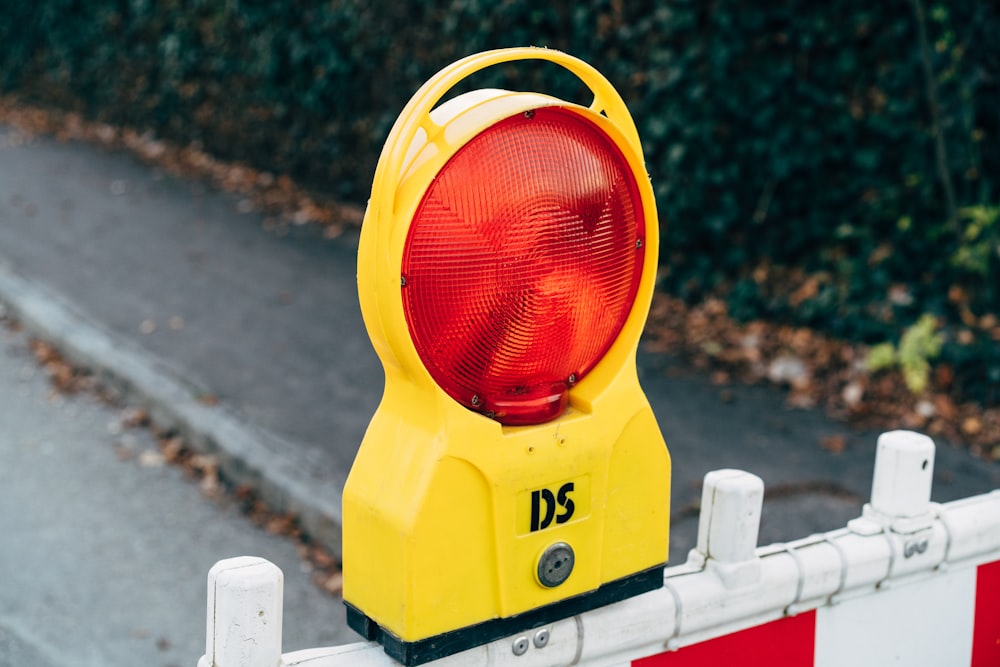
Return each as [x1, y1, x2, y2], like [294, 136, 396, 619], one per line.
[345, 565, 664, 666]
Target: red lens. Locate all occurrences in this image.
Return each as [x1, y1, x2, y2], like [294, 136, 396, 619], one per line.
[401, 107, 644, 425]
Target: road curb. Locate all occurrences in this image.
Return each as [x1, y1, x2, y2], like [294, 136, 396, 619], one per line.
[0, 257, 344, 555]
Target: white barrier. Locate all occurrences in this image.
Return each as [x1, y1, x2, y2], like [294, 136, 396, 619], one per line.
[196, 431, 1000, 667]
[197, 557, 284, 667]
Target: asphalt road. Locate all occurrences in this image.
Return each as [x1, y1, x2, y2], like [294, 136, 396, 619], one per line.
[0, 122, 997, 663]
[0, 323, 355, 667]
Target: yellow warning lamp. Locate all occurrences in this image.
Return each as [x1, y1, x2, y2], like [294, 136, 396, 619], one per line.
[343, 47, 671, 665]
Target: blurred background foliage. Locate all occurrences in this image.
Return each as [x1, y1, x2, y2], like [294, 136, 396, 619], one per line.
[1, 0, 997, 404]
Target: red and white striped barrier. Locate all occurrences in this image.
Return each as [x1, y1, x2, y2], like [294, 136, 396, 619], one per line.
[633, 558, 999, 667]
[196, 431, 1000, 667]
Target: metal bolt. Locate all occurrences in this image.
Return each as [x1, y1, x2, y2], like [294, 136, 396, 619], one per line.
[400, 275, 407, 287]
[904, 537, 929, 559]
[537, 542, 575, 588]
[567, 373, 577, 385]
[524, 110, 535, 119]
[533, 628, 550, 649]
[471, 395, 481, 406]
[512, 636, 529, 656]
[635, 239, 643, 249]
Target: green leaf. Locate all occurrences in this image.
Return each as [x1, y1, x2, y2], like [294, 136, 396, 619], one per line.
[866, 343, 898, 372]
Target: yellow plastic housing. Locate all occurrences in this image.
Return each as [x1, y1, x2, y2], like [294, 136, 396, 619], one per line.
[344, 47, 671, 653]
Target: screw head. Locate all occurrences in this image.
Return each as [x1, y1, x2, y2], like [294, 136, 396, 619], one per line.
[537, 542, 575, 588]
[512, 635, 529, 656]
[533, 628, 550, 648]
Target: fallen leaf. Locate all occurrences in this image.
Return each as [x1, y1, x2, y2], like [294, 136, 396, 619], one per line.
[841, 381, 864, 408]
[961, 417, 983, 436]
[320, 571, 343, 596]
[915, 400, 936, 419]
[789, 277, 819, 307]
[309, 547, 336, 570]
[198, 393, 219, 406]
[120, 407, 150, 428]
[138, 450, 165, 467]
[160, 436, 185, 462]
[768, 355, 808, 385]
[932, 394, 957, 420]
[821, 435, 846, 454]
[265, 515, 297, 536]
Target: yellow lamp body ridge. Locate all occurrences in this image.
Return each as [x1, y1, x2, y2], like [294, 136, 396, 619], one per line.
[344, 48, 671, 666]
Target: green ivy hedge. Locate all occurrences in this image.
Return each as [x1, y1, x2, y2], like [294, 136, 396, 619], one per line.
[2, 0, 997, 403]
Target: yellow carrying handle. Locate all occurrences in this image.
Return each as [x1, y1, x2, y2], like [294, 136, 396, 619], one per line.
[370, 47, 644, 216]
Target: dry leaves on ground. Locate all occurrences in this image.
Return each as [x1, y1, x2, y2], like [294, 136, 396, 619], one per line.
[0, 95, 365, 238]
[13, 323, 346, 596]
[29, 338, 94, 394]
[644, 294, 1000, 460]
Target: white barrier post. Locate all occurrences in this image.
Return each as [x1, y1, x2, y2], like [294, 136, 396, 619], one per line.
[197, 556, 284, 667]
[688, 469, 765, 588]
[850, 429, 936, 536]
